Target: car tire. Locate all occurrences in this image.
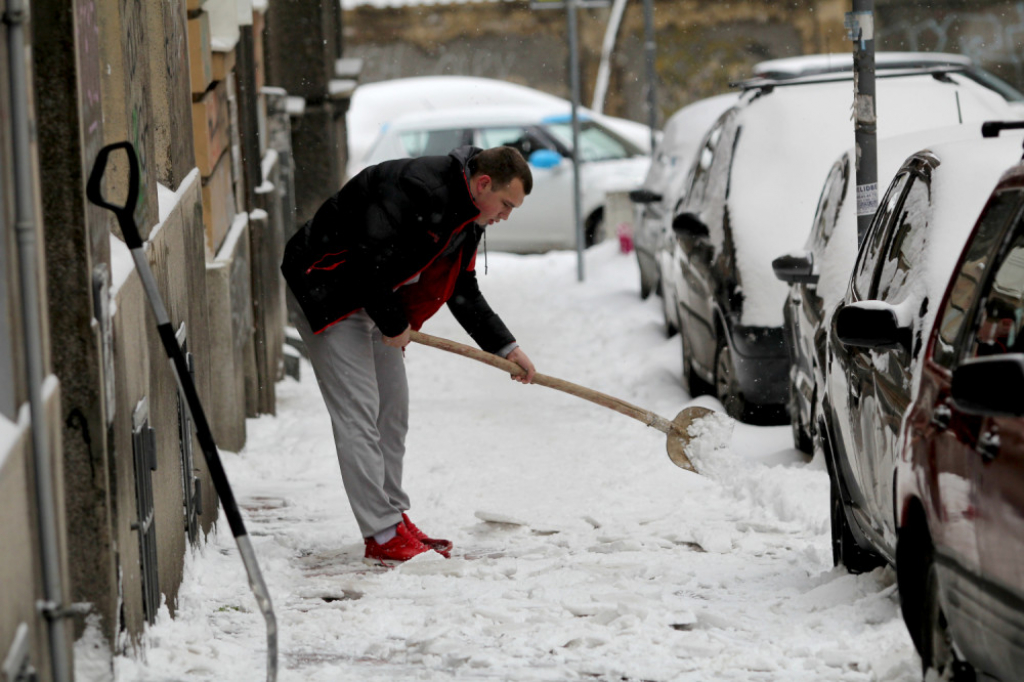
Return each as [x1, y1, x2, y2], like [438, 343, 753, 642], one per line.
[714, 337, 748, 420]
[829, 471, 885, 574]
[920, 558, 976, 681]
[788, 385, 813, 454]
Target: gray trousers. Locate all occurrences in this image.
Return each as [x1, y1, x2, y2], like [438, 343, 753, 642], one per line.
[294, 306, 410, 538]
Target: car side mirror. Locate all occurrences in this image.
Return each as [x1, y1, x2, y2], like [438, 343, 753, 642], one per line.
[951, 354, 1024, 416]
[672, 212, 709, 239]
[834, 301, 911, 351]
[772, 250, 818, 285]
[629, 188, 663, 204]
[528, 149, 562, 169]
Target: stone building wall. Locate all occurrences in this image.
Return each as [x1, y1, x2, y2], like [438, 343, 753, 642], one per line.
[343, 0, 1023, 127]
[0, 0, 314, 675]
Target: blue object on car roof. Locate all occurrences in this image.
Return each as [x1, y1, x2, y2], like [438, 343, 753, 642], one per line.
[542, 112, 593, 125]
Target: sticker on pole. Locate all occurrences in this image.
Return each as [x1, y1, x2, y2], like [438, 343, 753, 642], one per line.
[857, 183, 878, 217]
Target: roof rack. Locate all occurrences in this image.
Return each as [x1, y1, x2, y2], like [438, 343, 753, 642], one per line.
[731, 64, 968, 93]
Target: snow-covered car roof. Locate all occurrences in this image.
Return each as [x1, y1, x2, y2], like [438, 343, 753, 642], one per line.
[812, 125, 1024, 316]
[357, 102, 647, 174]
[639, 92, 739, 199]
[720, 72, 1015, 327]
[897, 130, 1024, 354]
[753, 51, 1024, 104]
[368, 104, 597, 132]
[346, 75, 654, 177]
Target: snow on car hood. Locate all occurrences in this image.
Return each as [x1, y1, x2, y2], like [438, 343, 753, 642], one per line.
[581, 156, 650, 193]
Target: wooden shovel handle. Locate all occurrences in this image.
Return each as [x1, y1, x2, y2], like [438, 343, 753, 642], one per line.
[409, 330, 677, 437]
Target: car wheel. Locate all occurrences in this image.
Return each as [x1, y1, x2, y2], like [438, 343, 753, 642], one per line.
[829, 472, 885, 574]
[921, 559, 975, 681]
[714, 337, 748, 420]
[788, 384, 813, 454]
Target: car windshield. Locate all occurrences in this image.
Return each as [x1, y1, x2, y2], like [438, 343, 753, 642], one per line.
[543, 120, 641, 162]
[399, 128, 467, 157]
[962, 67, 1024, 102]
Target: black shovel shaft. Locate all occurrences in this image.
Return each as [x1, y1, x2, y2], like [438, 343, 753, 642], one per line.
[87, 142, 277, 681]
[87, 141, 247, 537]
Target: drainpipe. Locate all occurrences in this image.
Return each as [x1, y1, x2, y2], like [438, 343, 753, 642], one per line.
[4, 0, 73, 679]
[846, 0, 877, 247]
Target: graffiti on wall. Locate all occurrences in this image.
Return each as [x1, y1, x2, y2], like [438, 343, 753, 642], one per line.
[161, 0, 194, 187]
[121, 0, 155, 232]
[76, 0, 108, 258]
[879, 3, 1024, 87]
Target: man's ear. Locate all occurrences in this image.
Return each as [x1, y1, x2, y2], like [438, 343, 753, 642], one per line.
[476, 174, 492, 193]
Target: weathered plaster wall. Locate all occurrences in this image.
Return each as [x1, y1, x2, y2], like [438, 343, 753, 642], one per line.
[343, 0, 1022, 127]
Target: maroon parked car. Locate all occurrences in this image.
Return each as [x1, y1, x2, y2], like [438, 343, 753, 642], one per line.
[897, 122, 1024, 681]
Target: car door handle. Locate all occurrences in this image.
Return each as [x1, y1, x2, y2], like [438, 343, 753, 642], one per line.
[978, 431, 1000, 463]
[930, 403, 952, 430]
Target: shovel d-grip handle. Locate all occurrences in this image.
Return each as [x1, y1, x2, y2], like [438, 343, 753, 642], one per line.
[86, 141, 142, 248]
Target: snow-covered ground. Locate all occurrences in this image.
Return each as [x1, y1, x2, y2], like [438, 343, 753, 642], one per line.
[111, 242, 921, 681]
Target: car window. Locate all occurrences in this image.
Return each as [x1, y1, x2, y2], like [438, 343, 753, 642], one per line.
[852, 172, 911, 299]
[399, 128, 470, 157]
[875, 173, 930, 303]
[969, 218, 1024, 358]
[477, 126, 554, 158]
[808, 157, 849, 251]
[934, 190, 1023, 368]
[683, 115, 727, 207]
[543, 120, 639, 162]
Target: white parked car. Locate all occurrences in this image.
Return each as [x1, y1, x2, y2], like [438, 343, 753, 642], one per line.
[356, 104, 651, 253]
[347, 75, 654, 178]
[629, 92, 739, 302]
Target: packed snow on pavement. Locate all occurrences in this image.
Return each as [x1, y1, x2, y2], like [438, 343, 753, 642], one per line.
[108, 242, 921, 681]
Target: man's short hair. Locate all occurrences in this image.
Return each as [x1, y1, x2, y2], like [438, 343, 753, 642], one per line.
[469, 146, 533, 195]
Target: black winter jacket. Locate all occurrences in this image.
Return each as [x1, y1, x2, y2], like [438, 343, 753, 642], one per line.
[281, 146, 515, 353]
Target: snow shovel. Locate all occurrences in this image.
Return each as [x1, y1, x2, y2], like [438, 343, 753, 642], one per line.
[410, 330, 711, 472]
[87, 142, 277, 682]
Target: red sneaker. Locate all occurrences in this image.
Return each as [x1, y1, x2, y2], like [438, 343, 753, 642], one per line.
[363, 522, 431, 567]
[402, 513, 453, 558]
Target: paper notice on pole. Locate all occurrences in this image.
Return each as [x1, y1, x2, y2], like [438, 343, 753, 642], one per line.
[857, 183, 878, 217]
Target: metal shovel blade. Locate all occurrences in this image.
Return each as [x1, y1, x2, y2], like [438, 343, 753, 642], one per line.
[666, 406, 716, 472]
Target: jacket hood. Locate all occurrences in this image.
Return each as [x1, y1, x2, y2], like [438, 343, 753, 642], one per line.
[450, 145, 482, 175]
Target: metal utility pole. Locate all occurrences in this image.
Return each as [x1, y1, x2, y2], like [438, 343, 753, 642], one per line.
[567, 0, 585, 281]
[846, 1, 877, 247]
[532, 0, 609, 281]
[642, 0, 657, 151]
